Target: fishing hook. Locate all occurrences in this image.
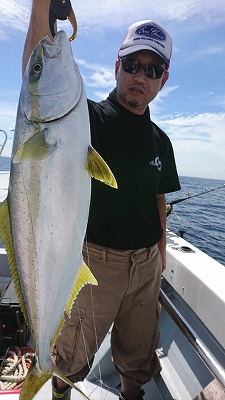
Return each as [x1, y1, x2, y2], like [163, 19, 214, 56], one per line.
[49, 0, 77, 41]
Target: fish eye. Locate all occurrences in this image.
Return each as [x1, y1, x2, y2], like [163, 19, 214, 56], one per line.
[32, 63, 43, 75]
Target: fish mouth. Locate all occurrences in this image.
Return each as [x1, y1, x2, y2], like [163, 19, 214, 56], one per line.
[41, 35, 61, 57]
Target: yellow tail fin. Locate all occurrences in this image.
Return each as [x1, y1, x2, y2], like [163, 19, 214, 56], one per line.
[53, 365, 91, 400]
[19, 359, 51, 400]
[19, 361, 91, 400]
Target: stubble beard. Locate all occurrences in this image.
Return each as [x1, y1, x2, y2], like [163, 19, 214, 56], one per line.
[127, 99, 141, 109]
[119, 92, 141, 109]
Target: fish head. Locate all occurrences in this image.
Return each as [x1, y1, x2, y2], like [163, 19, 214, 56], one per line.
[24, 30, 82, 122]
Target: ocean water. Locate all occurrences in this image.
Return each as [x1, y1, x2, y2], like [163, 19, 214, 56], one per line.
[0, 157, 224, 266]
[0, 156, 11, 171]
[166, 176, 225, 266]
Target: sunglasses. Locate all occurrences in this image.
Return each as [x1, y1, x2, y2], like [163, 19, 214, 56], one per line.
[119, 58, 166, 79]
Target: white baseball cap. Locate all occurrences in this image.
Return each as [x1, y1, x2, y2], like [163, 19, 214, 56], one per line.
[118, 20, 172, 68]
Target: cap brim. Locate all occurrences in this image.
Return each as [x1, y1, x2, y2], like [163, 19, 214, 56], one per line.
[118, 45, 169, 67]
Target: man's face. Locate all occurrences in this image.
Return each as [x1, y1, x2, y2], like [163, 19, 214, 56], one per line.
[115, 50, 169, 115]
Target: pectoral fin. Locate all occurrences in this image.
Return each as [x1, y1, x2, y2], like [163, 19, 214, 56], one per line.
[0, 199, 29, 327]
[13, 129, 56, 162]
[85, 145, 118, 188]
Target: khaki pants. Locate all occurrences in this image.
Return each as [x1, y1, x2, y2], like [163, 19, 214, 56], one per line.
[54, 242, 162, 385]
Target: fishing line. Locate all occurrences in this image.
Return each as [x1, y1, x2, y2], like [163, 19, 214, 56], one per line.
[76, 238, 122, 399]
[83, 239, 121, 399]
[83, 238, 103, 375]
[76, 238, 105, 398]
[170, 208, 183, 221]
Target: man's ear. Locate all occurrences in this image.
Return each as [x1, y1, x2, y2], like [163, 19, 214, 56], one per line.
[115, 59, 120, 79]
[160, 71, 169, 90]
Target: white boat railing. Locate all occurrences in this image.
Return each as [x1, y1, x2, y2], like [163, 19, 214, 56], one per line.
[159, 288, 225, 390]
[0, 130, 8, 156]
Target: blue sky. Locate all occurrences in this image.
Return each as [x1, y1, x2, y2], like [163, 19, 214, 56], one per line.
[0, 0, 225, 180]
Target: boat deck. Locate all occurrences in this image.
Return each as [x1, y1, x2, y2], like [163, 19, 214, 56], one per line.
[1, 294, 223, 400]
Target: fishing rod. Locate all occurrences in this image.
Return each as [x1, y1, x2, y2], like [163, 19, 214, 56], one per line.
[166, 183, 225, 216]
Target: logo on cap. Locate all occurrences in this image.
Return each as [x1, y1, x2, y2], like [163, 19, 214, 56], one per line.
[135, 24, 166, 42]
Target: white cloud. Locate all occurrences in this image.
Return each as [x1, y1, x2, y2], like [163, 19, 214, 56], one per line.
[1, 0, 225, 37]
[0, 0, 31, 37]
[148, 85, 180, 115]
[76, 0, 225, 29]
[156, 112, 225, 179]
[0, 88, 19, 156]
[1, 0, 224, 179]
[189, 92, 225, 109]
[163, 112, 225, 139]
[92, 90, 112, 101]
[77, 59, 115, 89]
[147, 84, 225, 179]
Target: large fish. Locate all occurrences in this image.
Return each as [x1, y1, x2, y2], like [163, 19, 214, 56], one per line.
[0, 30, 117, 399]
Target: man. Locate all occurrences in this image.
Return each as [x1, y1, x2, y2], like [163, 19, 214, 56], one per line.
[23, 3, 180, 400]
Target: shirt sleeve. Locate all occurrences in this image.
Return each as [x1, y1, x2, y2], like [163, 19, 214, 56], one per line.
[157, 130, 181, 194]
